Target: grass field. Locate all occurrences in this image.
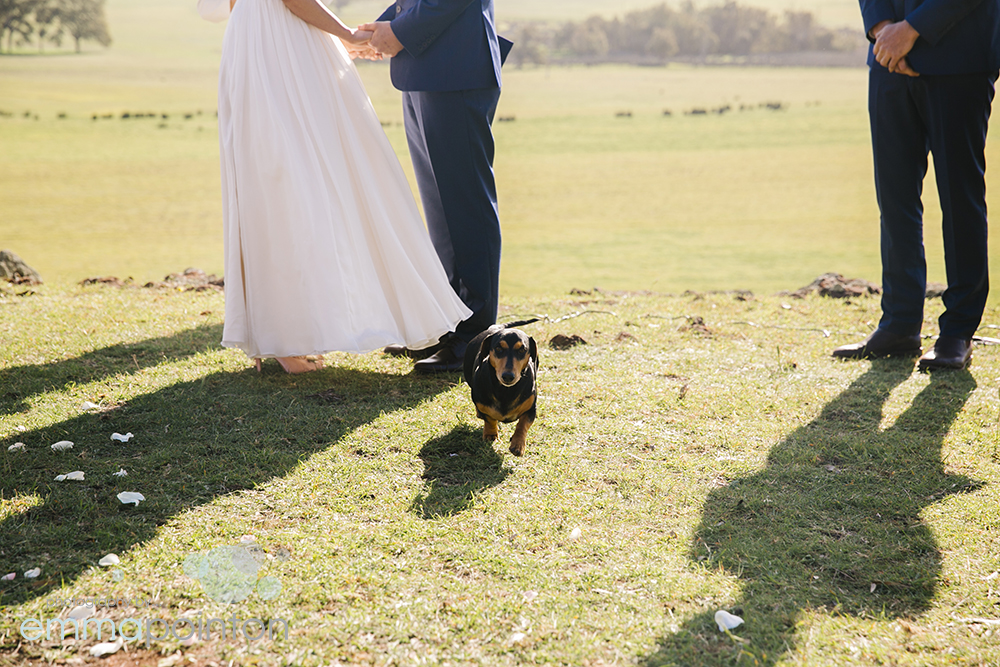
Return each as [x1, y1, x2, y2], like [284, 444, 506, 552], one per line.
[3, 3, 1000, 666]
[4, 0, 997, 299]
[1, 285, 999, 666]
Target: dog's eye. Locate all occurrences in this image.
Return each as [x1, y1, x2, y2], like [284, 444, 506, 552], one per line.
[498, 341, 509, 350]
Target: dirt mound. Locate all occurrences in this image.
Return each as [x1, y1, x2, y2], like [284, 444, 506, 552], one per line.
[789, 273, 881, 299]
[0, 250, 42, 285]
[80, 268, 223, 292]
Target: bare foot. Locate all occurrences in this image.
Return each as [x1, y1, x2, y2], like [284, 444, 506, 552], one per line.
[275, 356, 324, 374]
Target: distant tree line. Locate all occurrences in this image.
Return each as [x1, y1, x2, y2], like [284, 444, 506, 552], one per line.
[0, 0, 110, 54]
[507, 1, 861, 67]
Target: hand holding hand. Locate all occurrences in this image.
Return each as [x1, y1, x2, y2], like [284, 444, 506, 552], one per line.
[872, 20, 920, 75]
[358, 21, 404, 57]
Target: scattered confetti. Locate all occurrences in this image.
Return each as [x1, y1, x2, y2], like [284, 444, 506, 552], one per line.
[117, 491, 145, 506]
[67, 605, 94, 621]
[715, 610, 744, 632]
[90, 638, 124, 657]
[51, 441, 74, 451]
[111, 432, 134, 442]
[99, 554, 120, 567]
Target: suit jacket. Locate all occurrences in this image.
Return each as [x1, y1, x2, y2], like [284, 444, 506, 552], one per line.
[860, 0, 1000, 74]
[378, 0, 512, 92]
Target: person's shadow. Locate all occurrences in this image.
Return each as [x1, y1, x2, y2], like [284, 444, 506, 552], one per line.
[410, 425, 510, 518]
[645, 361, 981, 666]
[0, 325, 458, 607]
[0, 322, 225, 416]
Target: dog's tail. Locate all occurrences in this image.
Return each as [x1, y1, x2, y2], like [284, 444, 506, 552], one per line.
[502, 317, 540, 329]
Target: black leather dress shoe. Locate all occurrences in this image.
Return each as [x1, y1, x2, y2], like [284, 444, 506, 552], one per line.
[918, 336, 973, 371]
[831, 329, 922, 360]
[414, 337, 467, 374]
[383, 339, 444, 360]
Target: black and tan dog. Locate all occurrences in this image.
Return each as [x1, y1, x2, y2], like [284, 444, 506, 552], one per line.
[463, 319, 539, 456]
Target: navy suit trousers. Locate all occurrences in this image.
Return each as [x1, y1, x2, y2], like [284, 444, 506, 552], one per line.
[402, 88, 502, 342]
[869, 65, 996, 339]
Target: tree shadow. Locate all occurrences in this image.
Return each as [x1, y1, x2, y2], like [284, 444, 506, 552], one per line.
[410, 425, 511, 519]
[0, 329, 455, 607]
[0, 322, 225, 415]
[645, 361, 982, 666]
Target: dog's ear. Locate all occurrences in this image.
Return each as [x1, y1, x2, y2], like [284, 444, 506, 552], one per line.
[528, 336, 538, 368]
[478, 332, 497, 366]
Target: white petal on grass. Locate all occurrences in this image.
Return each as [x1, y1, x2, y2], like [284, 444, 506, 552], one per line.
[522, 590, 538, 603]
[54, 471, 85, 482]
[508, 632, 527, 645]
[81, 401, 100, 411]
[870, 583, 877, 593]
[568, 527, 582, 540]
[117, 492, 145, 506]
[8, 443, 25, 452]
[1, 573, 14, 581]
[98, 554, 120, 567]
[67, 605, 94, 621]
[113, 468, 127, 477]
[90, 638, 124, 657]
[24, 568, 41, 578]
[715, 610, 744, 632]
[111, 432, 134, 442]
[51, 441, 74, 451]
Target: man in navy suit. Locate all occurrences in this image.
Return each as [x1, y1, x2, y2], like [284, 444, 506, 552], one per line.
[359, 1, 512, 373]
[834, 1, 1000, 370]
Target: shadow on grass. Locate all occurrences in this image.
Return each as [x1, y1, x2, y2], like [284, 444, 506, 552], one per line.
[0, 322, 225, 415]
[645, 360, 981, 666]
[0, 333, 456, 607]
[411, 425, 510, 519]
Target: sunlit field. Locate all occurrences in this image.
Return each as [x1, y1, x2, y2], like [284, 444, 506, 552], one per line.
[3, 0, 994, 298]
[4, 3, 1000, 667]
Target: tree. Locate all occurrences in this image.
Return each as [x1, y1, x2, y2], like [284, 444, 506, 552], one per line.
[0, 0, 36, 53]
[570, 18, 609, 58]
[34, 0, 63, 52]
[57, 0, 109, 53]
[645, 27, 678, 59]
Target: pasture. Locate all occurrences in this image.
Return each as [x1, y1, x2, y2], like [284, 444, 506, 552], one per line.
[3, 1, 1000, 666]
[5, 0, 998, 298]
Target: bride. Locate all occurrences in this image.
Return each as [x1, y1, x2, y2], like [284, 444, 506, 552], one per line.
[199, 0, 471, 373]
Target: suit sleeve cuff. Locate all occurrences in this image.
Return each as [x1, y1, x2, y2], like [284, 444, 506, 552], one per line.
[390, 14, 429, 57]
[905, 7, 942, 45]
[863, 12, 895, 42]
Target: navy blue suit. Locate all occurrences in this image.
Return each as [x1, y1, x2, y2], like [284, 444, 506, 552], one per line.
[860, 0, 999, 340]
[377, 0, 512, 342]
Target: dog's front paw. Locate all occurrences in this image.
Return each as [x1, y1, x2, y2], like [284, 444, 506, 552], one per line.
[508, 435, 526, 457]
[482, 421, 499, 442]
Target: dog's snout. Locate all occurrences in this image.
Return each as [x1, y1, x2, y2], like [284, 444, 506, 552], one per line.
[501, 371, 516, 384]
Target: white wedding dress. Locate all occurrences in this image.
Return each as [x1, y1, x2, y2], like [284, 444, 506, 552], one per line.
[214, 0, 471, 358]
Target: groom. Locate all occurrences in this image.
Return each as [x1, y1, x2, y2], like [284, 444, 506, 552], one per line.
[361, 1, 512, 373]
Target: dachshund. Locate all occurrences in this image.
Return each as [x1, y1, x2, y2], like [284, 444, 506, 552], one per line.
[463, 319, 539, 456]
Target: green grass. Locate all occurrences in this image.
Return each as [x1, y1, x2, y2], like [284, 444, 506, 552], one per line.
[3, 0, 998, 299]
[3, 3, 1000, 663]
[1, 285, 999, 666]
